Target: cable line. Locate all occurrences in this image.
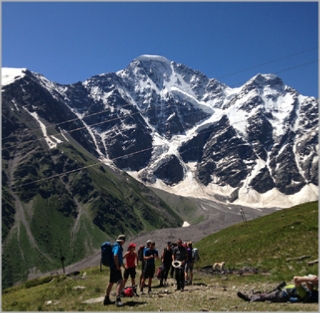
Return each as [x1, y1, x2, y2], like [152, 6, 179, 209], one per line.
[216, 47, 318, 79]
[10, 146, 154, 189]
[2, 50, 317, 144]
[275, 59, 318, 74]
[230, 59, 318, 88]
[2, 54, 317, 162]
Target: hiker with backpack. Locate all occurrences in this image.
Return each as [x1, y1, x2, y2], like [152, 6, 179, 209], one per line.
[123, 243, 139, 296]
[237, 274, 318, 303]
[159, 241, 173, 287]
[103, 234, 126, 307]
[140, 241, 159, 294]
[184, 241, 194, 285]
[172, 238, 188, 291]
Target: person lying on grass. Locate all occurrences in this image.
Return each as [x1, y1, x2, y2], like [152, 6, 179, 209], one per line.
[237, 275, 318, 303]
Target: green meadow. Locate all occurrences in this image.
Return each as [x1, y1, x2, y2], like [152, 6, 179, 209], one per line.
[2, 201, 318, 311]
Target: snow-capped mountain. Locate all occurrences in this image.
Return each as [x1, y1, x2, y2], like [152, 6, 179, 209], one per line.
[2, 55, 318, 208]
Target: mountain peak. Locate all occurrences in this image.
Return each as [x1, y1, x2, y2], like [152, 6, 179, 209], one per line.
[134, 54, 171, 64]
[249, 73, 284, 87]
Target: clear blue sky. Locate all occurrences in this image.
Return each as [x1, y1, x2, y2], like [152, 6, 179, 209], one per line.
[2, 1, 319, 98]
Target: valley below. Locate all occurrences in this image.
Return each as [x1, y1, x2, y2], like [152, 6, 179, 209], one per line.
[33, 197, 279, 281]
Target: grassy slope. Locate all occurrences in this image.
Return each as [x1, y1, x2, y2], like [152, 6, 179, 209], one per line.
[2, 135, 183, 289]
[149, 187, 206, 224]
[2, 201, 318, 312]
[195, 201, 318, 281]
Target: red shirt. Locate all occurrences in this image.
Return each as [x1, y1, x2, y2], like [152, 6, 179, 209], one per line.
[125, 252, 136, 268]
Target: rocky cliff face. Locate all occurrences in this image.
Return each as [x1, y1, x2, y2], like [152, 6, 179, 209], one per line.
[2, 55, 318, 208]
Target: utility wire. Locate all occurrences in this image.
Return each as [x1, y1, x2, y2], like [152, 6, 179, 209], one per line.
[2, 57, 317, 162]
[10, 146, 154, 189]
[230, 59, 318, 88]
[216, 46, 318, 79]
[2, 52, 318, 168]
[2, 48, 317, 143]
[2, 57, 317, 150]
[11, 100, 311, 190]
[2, 46, 317, 142]
[275, 59, 318, 74]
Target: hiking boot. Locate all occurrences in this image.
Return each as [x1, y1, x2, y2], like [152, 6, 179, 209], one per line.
[103, 296, 112, 305]
[115, 298, 123, 307]
[190, 280, 192, 285]
[276, 281, 286, 290]
[148, 287, 152, 294]
[237, 291, 250, 302]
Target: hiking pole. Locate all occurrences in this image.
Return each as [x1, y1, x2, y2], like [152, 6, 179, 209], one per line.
[58, 239, 66, 274]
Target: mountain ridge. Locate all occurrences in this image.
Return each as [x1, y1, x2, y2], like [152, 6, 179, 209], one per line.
[2, 56, 318, 209]
[2, 56, 318, 288]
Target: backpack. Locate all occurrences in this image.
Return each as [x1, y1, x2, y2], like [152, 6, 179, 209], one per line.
[192, 248, 199, 262]
[156, 266, 163, 279]
[138, 245, 145, 262]
[101, 241, 115, 267]
[122, 286, 134, 297]
[163, 248, 173, 264]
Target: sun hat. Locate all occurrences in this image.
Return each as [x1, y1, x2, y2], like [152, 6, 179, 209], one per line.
[128, 243, 136, 248]
[172, 260, 182, 268]
[116, 234, 126, 242]
[146, 239, 152, 244]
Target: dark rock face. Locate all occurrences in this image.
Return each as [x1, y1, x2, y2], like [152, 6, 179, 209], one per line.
[2, 56, 318, 205]
[250, 167, 275, 193]
[153, 155, 184, 186]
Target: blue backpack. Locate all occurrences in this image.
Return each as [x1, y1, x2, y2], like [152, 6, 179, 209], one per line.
[101, 241, 115, 267]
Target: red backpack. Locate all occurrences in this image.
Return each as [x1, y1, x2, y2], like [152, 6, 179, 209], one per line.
[122, 287, 134, 297]
[156, 266, 163, 279]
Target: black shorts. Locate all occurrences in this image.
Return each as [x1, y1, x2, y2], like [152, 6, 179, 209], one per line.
[109, 268, 123, 284]
[124, 267, 136, 279]
[143, 264, 155, 279]
[141, 261, 146, 271]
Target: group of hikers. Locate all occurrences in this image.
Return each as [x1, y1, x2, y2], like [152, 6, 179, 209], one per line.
[103, 235, 196, 307]
[103, 234, 318, 307]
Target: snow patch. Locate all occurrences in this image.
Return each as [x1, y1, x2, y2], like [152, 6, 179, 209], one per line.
[182, 221, 190, 227]
[22, 107, 63, 149]
[2, 68, 27, 86]
[135, 55, 170, 64]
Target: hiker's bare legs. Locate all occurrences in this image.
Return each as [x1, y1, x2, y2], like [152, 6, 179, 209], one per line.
[116, 280, 123, 298]
[294, 275, 318, 292]
[106, 282, 113, 297]
[140, 277, 146, 290]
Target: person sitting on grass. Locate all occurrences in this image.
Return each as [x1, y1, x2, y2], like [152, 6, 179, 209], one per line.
[237, 274, 318, 303]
